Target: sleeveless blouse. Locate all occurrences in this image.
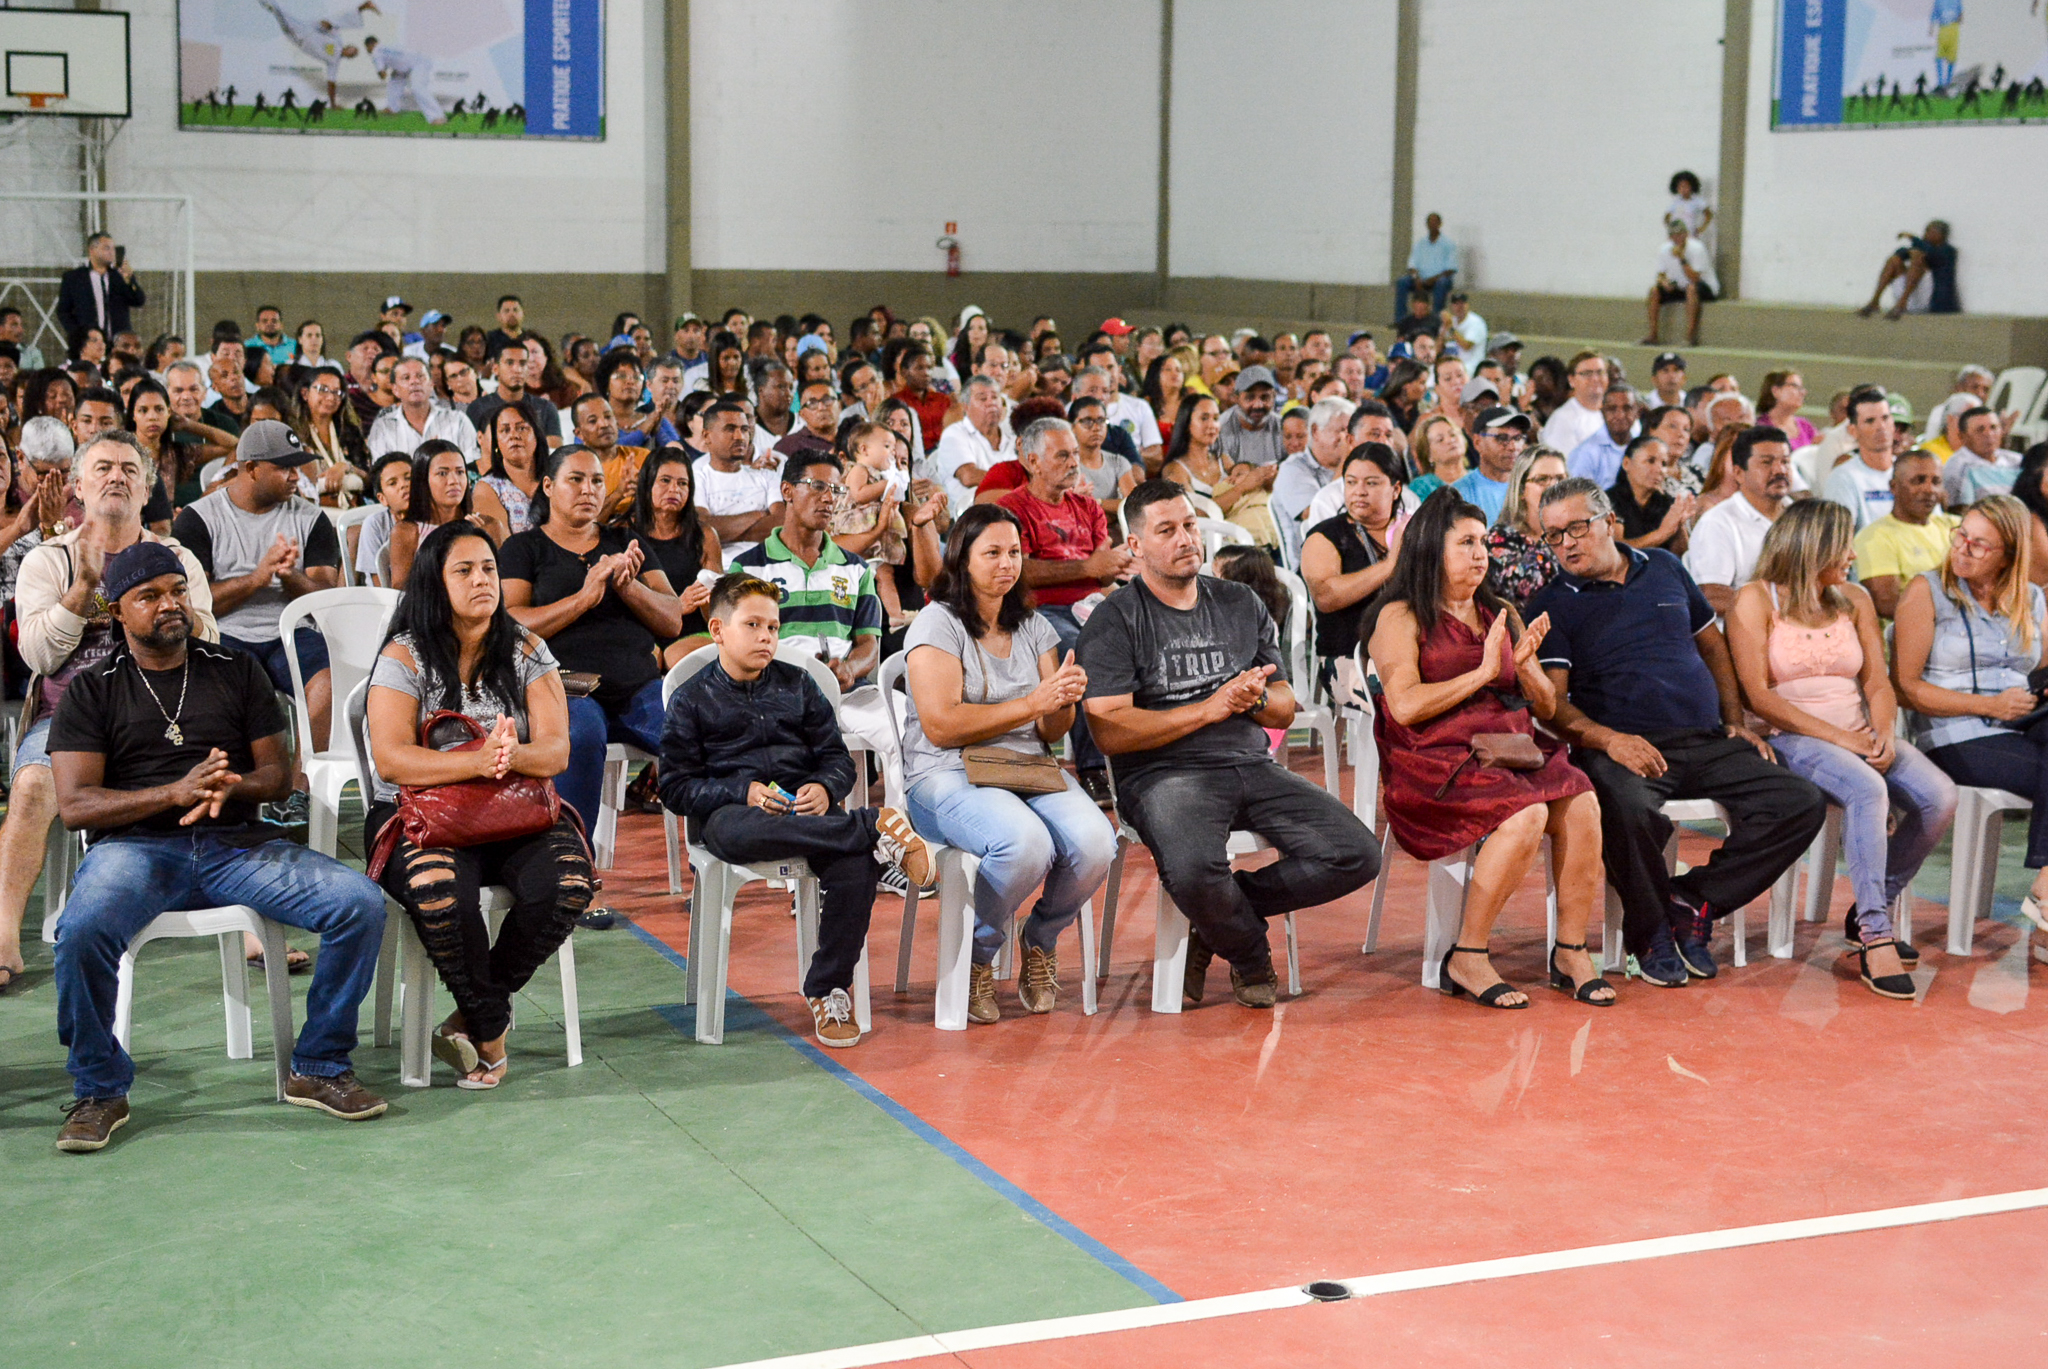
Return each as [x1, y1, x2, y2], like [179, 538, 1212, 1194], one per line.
[1762, 585, 1867, 733]
[1913, 570, 2047, 751]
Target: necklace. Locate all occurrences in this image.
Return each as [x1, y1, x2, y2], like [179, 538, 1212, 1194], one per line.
[136, 657, 191, 745]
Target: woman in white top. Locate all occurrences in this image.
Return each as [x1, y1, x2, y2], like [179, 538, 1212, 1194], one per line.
[902, 504, 1115, 1023]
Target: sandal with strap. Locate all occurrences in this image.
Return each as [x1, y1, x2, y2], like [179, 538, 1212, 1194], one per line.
[431, 1025, 479, 1076]
[1857, 940, 1917, 1001]
[1439, 946, 1528, 1009]
[1549, 941, 1617, 1006]
[456, 1051, 510, 1091]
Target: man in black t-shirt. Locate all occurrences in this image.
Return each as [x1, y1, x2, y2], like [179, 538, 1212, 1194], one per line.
[47, 543, 389, 1153]
[1078, 480, 1380, 1010]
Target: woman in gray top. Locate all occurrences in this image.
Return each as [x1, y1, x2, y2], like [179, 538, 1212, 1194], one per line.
[902, 504, 1116, 1023]
[364, 520, 591, 1090]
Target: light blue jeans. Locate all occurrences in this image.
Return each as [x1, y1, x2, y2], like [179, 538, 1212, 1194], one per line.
[1769, 733, 1957, 937]
[905, 767, 1117, 965]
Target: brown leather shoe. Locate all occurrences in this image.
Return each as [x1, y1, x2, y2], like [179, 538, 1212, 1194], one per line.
[966, 961, 1000, 1024]
[56, 1096, 130, 1153]
[1231, 957, 1280, 1009]
[1018, 946, 1058, 1015]
[1183, 928, 1215, 1005]
[284, 1070, 388, 1120]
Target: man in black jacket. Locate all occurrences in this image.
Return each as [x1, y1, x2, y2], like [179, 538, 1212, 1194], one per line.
[658, 573, 934, 1048]
[56, 235, 146, 348]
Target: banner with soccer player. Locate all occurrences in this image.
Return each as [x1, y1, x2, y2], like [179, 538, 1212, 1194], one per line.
[177, 0, 603, 138]
[1773, 0, 2048, 129]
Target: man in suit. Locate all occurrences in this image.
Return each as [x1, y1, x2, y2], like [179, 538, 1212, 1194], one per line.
[55, 235, 145, 350]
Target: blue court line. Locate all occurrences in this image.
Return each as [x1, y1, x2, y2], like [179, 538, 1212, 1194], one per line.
[626, 921, 1182, 1306]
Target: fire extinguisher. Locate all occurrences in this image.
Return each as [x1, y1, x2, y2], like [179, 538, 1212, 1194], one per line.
[937, 222, 961, 277]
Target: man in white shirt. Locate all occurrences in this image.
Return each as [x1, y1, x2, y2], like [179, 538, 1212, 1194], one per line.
[363, 35, 444, 124]
[1541, 351, 1610, 455]
[1440, 291, 1487, 364]
[1685, 428, 1793, 614]
[1272, 395, 1356, 568]
[1567, 385, 1642, 489]
[1078, 341, 1161, 469]
[935, 377, 1012, 516]
[1820, 390, 1896, 532]
[1305, 401, 1404, 526]
[368, 356, 478, 464]
[1644, 219, 1719, 348]
[692, 400, 783, 562]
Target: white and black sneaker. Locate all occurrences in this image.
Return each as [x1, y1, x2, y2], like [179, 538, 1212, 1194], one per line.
[878, 866, 911, 895]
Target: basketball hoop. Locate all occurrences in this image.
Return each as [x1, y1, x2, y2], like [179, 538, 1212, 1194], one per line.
[21, 91, 64, 110]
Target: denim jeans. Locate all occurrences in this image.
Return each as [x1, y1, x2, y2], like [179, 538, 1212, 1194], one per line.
[1121, 760, 1380, 965]
[1769, 734, 1957, 937]
[906, 767, 1117, 965]
[53, 832, 387, 1099]
[1393, 270, 1455, 324]
[561, 678, 667, 832]
[1036, 605, 1102, 773]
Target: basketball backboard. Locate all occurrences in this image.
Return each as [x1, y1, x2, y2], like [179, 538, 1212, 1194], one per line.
[0, 9, 129, 117]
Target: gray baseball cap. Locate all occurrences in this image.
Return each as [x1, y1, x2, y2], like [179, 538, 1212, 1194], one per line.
[1235, 364, 1279, 392]
[236, 419, 315, 467]
[1461, 376, 1501, 405]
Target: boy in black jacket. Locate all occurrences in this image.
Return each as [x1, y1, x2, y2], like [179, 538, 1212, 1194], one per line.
[658, 573, 934, 1047]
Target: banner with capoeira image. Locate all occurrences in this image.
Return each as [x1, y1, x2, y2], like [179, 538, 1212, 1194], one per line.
[1774, 0, 2048, 128]
[178, 0, 602, 138]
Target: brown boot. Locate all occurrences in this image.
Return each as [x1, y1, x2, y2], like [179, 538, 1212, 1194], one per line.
[1019, 945, 1058, 1014]
[1231, 954, 1280, 1009]
[967, 961, 1000, 1024]
[1183, 927, 1215, 1005]
[56, 1096, 130, 1153]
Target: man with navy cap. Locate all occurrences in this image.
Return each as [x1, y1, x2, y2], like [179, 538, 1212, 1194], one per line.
[48, 541, 388, 1152]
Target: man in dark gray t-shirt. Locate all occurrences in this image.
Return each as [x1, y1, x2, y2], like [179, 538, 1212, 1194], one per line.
[1079, 480, 1379, 1010]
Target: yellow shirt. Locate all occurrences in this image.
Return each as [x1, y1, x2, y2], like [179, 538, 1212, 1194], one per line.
[1921, 433, 1955, 463]
[1853, 511, 1957, 605]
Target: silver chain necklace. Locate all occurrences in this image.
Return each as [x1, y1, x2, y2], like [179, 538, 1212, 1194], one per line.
[135, 657, 191, 745]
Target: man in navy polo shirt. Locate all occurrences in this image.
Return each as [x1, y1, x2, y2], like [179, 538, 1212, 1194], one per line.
[1527, 478, 1824, 987]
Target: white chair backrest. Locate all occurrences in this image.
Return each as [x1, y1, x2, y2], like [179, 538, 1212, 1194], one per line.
[1186, 490, 1225, 521]
[2017, 370, 2048, 449]
[277, 586, 401, 762]
[374, 542, 391, 588]
[1790, 442, 1825, 494]
[1273, 563, 1315, 695]
[333, 504, 380, 588]
[344, 676, 375, 800]
[1196, 517, 1254, 564]
[198, 457, 228, 492]
[875, 650, 912, 794]
[1990, 367, 2046, 428]
[663, 641, 843, 712]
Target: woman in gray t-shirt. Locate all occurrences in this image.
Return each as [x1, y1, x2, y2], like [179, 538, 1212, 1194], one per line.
[363, 519, 591, 1089]
[901, 505, 1116, 1023]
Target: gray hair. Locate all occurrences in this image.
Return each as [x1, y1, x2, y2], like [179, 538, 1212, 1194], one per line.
[1538, 475, 1613, 523]
[164, 357, 206, 384]
[20, 415, 75, 465]
[1307, 395, 1357, 433]
[1957, 364, 1995, 386]
[963, 375, 999, 398]
[1018, 416, 1073, 460]
[72, 427, 150, 482]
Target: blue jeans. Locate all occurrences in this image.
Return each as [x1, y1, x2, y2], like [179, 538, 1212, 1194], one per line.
[1770, 733, 1957, 936]
[1394, 270, 1455, 324]
[1037, 605, 1101, 773]
[906, 767, 1116, 965]
[561, 678, 666, 833]
[53, 832, 387, 1099]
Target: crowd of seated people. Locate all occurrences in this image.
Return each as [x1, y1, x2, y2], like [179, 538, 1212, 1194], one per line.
[7, 269, 2048, 1153]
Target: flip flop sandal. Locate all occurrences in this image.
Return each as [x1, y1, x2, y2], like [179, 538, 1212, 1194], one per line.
[456, 1053, 509, 1091]
[0, 965, 20, 995]
[431, 1026, 479, 1076]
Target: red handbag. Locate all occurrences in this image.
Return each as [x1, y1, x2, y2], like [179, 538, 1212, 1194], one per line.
[367, 710, 567, 879]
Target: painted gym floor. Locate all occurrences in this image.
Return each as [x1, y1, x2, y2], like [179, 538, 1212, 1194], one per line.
[6, 756, 2048, 1367]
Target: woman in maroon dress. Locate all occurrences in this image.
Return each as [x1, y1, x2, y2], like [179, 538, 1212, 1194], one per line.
[1365, 492, 1612, 1008]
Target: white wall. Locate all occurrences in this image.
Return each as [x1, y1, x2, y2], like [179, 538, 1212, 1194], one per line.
[1739, 0, 2048, 313]
[1411, 0, 1724, 296]
[104, 0, 666, 273]
[689, 0, 1158, 274]
[1167, 1, 1398, 283]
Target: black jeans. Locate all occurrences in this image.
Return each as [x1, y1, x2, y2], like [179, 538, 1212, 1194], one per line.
[1574, 729, 1827, 954]
[1927, 726, 2048, 869]
[700, 804, 880, 997]
[366, 805, 593, 1043]
[1121, 760, 1380, 966]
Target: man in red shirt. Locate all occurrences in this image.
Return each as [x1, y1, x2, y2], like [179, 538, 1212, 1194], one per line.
[999, 416, 1131, 800]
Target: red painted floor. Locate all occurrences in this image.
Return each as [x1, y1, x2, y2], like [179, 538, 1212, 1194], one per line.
[600, 753, 2048, 1356]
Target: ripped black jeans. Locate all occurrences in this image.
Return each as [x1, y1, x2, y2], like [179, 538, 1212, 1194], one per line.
[365, 805, 593, 1043]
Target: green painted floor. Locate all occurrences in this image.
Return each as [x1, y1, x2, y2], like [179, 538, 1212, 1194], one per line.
[0, 898, 1156, 1369]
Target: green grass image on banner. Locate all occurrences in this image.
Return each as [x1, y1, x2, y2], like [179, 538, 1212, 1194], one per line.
[177, 103, 612, 138]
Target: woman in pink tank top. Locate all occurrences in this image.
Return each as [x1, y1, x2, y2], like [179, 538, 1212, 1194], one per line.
[1727, 501, 1955, 1000]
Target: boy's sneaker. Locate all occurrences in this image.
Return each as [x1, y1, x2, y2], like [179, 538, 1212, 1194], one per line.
[807, 988, 863, 1047]
[1631, 927, 1691, 988]
[1669, 893, 1718, 980]
[878, 866, 911, 896]
[873, 808, 937, 891]
[265, 790, 311, 830]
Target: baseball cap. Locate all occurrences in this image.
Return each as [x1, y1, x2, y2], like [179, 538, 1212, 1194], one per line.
[674, 312, 703, 329]
[1652, 351, 1685, 372]
[1235, 365, 1278, 392]
[1486, 332, 1522, 352]
[1475, 405, 1533, 435]
[100, 542, 187, 605]
[382, 295, 411, 313]
[1347, 330, 1376, 347]
[1461, 376, 1501, 406]
[419, 309, 450, 328]
[795, 335, 829, 358]
[236, 419, 315, 467]
[1886, 392, 1915, 424]
[1098, 318, 1136, 336]
[1449, 290, 1469, 303]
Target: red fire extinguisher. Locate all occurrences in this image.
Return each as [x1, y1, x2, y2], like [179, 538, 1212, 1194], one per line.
[938, 222, 960, 277]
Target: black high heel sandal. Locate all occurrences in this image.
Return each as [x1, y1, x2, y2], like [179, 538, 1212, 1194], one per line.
[1439, 946, 1527, 1009]
[1857, 940, 1916, 1001]
[1548, 940, 1616, 1006]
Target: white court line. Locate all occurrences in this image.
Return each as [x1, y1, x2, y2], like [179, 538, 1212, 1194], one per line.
[704, 1186, 2048, 1369]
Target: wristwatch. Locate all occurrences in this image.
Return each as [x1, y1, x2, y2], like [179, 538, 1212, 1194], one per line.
[1254, 690, 1270, 715]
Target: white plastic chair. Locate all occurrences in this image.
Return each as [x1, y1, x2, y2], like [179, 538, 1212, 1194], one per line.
[345, 679, 583, 1088]
[1273, 565, 1341, 795]
[198, 456, 229, 492]
[1946, 786, 2032, 956]
[1790, 443, 1827, 495]
[39, 819, 82, 945]
[874, 651, 1098, 1029]
[1196, 517, 1254, 564]
[1093, 760, 1301, 1012]
[1794, 801, 1915, 940]
[1990, 367, 2046, 435]
[595, 741, 654, 871]
[665, 644, 872, 1045]
[279, 586, 401, 857]
[333, 504, 381, 588]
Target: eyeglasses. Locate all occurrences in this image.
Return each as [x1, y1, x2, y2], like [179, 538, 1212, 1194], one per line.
[1073, 415, 1106, 428]
[1479, 429, 1526, 443]
[800, 395, 838, 409]
[1951, 529, 2004, 556]
[1571, 368, 1607, 380]
[1526, 473, 1564, 487]
[1540, 518, 1603, 547]
[792, 478, 847, 498]
[307, 384, 342, 396]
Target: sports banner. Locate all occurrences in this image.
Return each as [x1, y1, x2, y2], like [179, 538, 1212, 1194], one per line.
[1774, 0, 2048, 128]
[177, 0, 603, 138]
